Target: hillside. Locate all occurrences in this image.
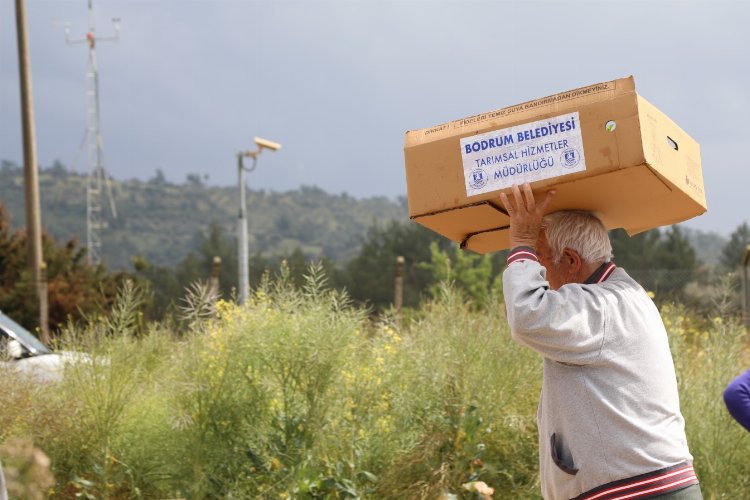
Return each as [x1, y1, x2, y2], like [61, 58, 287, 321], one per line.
[0, 161, 407, 269]
[1, 161, 730, 272]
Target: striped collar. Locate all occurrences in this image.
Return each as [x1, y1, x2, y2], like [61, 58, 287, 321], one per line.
[584, 262, 616, 284]
[506, 246, 538, 265]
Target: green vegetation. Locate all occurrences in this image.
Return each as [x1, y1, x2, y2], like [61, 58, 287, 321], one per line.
[0, 159, 733, 276]
[1, 271, 748, 499]
[609, 226, 699, 300]
[2, 158, 748, 333]
[0, 203, 128, 332]
[4, 158, 750, 498]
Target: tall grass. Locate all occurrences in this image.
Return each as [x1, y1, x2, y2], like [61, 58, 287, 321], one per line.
[1, 268, 748, 499]
[663, 280, 750, 499]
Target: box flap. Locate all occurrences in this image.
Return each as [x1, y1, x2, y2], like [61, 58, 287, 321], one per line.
[412, 202, 508, 242]
[405, 77, 635, 147]
[636, 95, 707, 209]
[463, 228, 511, 254]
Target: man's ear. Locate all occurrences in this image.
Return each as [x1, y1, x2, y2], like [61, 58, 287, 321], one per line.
[563, 248, 582, 272]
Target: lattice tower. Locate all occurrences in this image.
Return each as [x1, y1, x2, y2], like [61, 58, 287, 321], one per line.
[60, 0, 119, 265]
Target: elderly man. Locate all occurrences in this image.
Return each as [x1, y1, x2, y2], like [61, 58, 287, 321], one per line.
[500, 183, 701, 500]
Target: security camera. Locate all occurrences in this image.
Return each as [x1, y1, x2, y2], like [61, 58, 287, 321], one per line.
[254, 137, 281, 151]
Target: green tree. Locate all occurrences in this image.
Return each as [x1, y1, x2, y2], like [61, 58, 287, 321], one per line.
[185, 173, 205, 188]
[652, 225, 698, 297]
[149, 169, 168, 186]
[0, 203, 125, 334]
[656, 226, 697, 269]
[131, 255, 182, 321]
[422, 242, 500, 307]
[261, 248, 344, 291]
[343, 220, 452, 310]
[133, 221, 346, 321]
[609, 228, 661, 271]
[610, 226, 698, 299]
[719, 221, 750, 272]
[135, 221, 238, 319]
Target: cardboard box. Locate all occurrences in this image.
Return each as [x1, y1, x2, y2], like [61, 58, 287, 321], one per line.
[403, 76, 706, 253]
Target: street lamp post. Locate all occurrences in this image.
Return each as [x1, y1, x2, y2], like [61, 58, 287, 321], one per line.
[237, 137, 281, 304]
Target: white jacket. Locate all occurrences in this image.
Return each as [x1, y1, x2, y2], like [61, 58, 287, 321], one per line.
[503, 253, 694, 500]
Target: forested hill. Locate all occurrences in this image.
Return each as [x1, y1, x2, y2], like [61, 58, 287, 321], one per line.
[0, 160, 732, 271]
[0, 161, 407, 270]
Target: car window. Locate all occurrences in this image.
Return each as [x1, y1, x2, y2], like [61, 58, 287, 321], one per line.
[0, 311, 50, 355]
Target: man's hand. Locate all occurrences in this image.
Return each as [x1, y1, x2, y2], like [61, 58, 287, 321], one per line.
[499, 183, 556, 249]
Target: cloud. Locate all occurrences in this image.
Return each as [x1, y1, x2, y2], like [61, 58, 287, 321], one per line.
[1, 0, 749, 235]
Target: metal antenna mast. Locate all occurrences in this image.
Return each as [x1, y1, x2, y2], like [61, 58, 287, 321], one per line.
[59, 0, 119, 265]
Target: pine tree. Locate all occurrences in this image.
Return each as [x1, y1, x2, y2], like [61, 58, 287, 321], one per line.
[652, 225, 698, 297]
[609, 228, 661, 271]
[343, 220, 451, 310]
[422, 241, 496, 307]
[656, 226, 697, 270]
[719, 221, 750, 271]
[609, 226, 698, 298]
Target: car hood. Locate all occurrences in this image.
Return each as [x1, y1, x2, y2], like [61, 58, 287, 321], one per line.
[9, 351, 95, 383]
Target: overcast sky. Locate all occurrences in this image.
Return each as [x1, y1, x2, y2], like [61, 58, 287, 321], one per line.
[1, 0, 749, 236]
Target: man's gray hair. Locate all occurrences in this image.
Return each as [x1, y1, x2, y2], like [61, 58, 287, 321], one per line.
[542, 210, 613, 264]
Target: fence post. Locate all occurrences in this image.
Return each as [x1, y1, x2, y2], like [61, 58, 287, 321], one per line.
[210, 256, 222, 298]
[742, 245, 750, 332]
[394, 256, 405, 314]
[39, 261, 49, 345]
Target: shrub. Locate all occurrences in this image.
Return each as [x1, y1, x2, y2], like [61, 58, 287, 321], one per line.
[662, 287, 750, 498]
[2, 270, 749, 499]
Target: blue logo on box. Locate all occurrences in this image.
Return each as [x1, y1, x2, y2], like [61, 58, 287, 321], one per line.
[470, 169, 488, 189]
[561, 148, 581, 168]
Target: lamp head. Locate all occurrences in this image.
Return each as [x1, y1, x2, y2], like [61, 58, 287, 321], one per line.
[254, 137, 281, 152]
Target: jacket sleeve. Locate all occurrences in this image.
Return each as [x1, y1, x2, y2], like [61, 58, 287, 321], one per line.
[502, 250, 607, 365]
[724, 369, 750, 432]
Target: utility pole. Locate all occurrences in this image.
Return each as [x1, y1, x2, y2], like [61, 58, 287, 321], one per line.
[15, 0, 49, 344]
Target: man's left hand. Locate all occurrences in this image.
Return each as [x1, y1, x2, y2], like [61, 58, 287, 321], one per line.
[499, 183, 555, 249]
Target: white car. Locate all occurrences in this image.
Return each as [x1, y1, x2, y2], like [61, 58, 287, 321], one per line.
[0, 310, 75, 382]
